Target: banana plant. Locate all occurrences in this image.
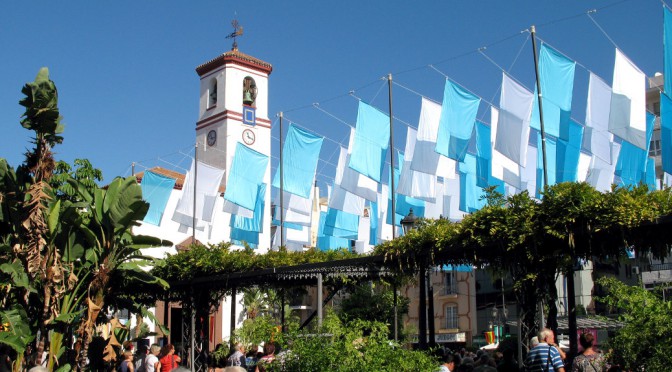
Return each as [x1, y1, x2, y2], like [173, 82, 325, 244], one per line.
[66, 176, 171, 371]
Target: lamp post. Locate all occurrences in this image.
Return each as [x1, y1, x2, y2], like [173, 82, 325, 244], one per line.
[491, 306, 509, 344]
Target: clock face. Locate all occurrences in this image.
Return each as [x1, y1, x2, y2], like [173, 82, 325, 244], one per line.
[242, 129, 256, 145]
[207, 130, 217, 146]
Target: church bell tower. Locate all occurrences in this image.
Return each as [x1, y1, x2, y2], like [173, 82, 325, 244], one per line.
[194, 31, 273, 251]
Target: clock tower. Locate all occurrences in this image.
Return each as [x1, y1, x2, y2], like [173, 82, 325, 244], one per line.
[194, 44, 273, 250]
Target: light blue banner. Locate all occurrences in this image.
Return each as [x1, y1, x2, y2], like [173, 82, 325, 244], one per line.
[349, 101, 390, 182]
[230, 183, 267, 248]
[530, 44, 575, 139]
[224, 143, 269, 210]
[388, 151, 425, 227]
[556, 120, 584, 183]
[661, 92, 672, 173]
[317, 211, 353, 251]
[369, 201, 378, 246]
[458, 154, 486, 213]
[322, 208, 359, 239]
[536, 133, 558, 197]
[665, 7, 672, 94]
[539, 43, 576, 110]
[442, 264, 474, 273]
[141, 171, 176, 226]
[475, 121, 492, 188]
[616, 113, 655, 186]
[436, 80, 480, 160]
[272, 124, 324, 199]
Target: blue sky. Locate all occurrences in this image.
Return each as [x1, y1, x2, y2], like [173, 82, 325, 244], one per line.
[0, 0, 665, 191]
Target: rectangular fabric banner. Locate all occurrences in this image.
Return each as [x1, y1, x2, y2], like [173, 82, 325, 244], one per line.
[348, 101, 390, 182]
[665, 6, 672, 94]
[495, 73, 534, 166]
[341, 130, 379, 202]
[491, 107, 521, 189]
[397, 127, 437, 201]
[615, 113, 655, 186]
[436, 80, 480, 160]
[411, 97, 456, 178]
[586, 142, 621, 192]
[141, 171, 176, 226]
[661, 92, 672, 174]
[330, 146, 366, 215]
[224, 143, 269, 211]
[458, 154, 486, 213]
[230, 183, 267, 248]
[173, 160, 225, 229]
[556, 120, 584, 183]
[272, 124, 323, 199]
[609, 49, 647, 150]
[530, 44, 576, 139]
[583, 73, 613, 164]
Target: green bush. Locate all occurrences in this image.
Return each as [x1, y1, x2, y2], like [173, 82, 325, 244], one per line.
[268, 315, 438, 371]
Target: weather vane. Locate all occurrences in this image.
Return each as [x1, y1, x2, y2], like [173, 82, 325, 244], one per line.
[226, 19, 244, 50]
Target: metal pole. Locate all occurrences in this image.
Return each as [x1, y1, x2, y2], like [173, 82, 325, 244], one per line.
[530, 25, 547, 329]
[230, 287, 237, 351]
[317, 273, 323, 328]
[418, 264, 427, 350]
[388, 73, 397, 239]
[427, 270, 436, 348]
[530, 26, 549, 190]
[567, 266, 578, 361]
[279, 112, 285, 248]
[132, 162, 135, 177]
[280, 289, 286, 333]
[393, 282, 398, 342]
[192, 143, 198, 243]
[190, 295, 196, 372]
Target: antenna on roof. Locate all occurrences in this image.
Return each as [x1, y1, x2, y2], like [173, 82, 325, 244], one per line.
[226, 19, 244, 51]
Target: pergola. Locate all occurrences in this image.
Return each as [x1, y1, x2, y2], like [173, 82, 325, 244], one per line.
[167, 254, 399, 371]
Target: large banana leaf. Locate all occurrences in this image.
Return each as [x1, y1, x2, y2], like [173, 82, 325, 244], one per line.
[0, 260, 35, 292]
[0, 307, 34, 354]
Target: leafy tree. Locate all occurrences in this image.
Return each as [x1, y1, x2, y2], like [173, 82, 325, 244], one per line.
[0, 68, 170, 371]
[597, 277, 672, 372]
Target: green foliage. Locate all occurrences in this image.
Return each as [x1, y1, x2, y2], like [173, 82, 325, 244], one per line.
[49, 159, 103, 201]
[0, 306, 34, 354]
[337, 282, 409, 339]
[375, 182, 672, 347]
[0, 69, 172, 371]
[275, 316, 438, 371]
[153, 244, 359, 294]
[597, 277, 672, 372]
[234, 314, 281, 349]
[18, 67, 64, 146]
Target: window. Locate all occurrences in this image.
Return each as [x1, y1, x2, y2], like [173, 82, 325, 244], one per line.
[208, 79, 217, 108]
[445, 304, 458, 329]
[444, 271, 457, 295]
[243, 76, 257, 107]
[650, 128, 662, 157]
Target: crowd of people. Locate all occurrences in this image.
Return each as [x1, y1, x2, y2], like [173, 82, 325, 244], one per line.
[436, 328, 619, 372]
[0, 329, 628, 372]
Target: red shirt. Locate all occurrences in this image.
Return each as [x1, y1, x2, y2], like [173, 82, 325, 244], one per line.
[159, 354, 178, 372]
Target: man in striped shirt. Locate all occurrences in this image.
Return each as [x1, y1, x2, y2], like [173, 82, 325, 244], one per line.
[524, 328, 565, 372]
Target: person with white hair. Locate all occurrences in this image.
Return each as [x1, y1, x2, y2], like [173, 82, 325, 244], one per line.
[524, 328, 565, 372]
[145, 344, 161, 372]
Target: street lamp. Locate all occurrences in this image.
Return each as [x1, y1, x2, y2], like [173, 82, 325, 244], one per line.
[491, 306, 509, 344]
[400, 208, 418, 235]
